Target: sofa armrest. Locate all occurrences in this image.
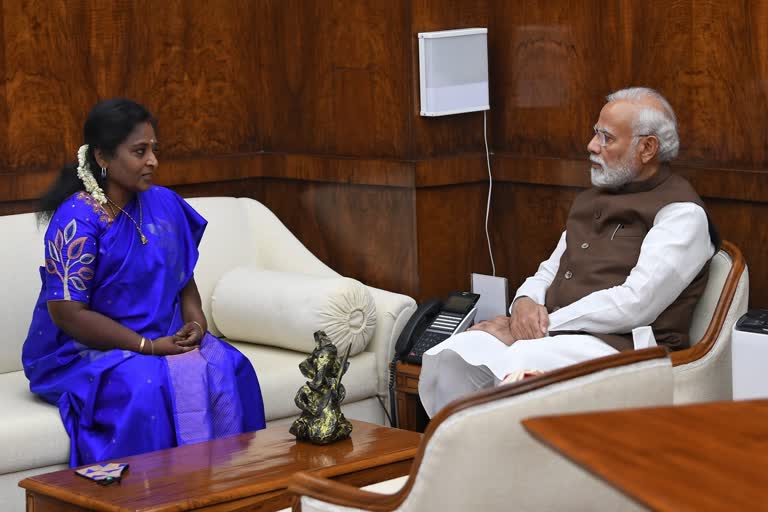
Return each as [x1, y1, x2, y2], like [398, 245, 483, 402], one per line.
[364, 286, 417, 400]
[237, 196, 417, 396]
[240, 198, 338, 277]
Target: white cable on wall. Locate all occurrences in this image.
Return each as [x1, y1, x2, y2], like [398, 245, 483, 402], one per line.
[483, 110, 496, 276]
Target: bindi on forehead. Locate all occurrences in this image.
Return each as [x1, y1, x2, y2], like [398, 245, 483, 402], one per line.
[123, 124, 157, 146]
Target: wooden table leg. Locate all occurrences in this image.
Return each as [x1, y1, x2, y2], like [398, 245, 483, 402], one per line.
[395, 362, 429, 432]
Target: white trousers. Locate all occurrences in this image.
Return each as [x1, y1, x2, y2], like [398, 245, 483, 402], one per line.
[418, 330, 618, 417]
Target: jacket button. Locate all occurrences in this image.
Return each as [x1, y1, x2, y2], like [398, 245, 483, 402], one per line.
[564, 270, 573, 279]
[581, 242, 590, 249]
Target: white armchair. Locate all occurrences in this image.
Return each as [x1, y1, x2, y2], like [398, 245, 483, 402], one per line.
[288, 347, 672, 511]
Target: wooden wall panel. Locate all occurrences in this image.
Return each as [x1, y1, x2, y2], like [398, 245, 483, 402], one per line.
[702, 199, 768, 308]
[622, 0, 768, 167]
[488, 0, 622, 159]
[2, 1, 93, 172]
[257, 0, 411, 158]
[126, 0, 263, 159]
[415, 182, 491, 300]
[3, 0, 768, 311]
[258, 179, 419, 298]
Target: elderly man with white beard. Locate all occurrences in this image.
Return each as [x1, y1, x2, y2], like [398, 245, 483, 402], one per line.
[418, 87, 719, 417]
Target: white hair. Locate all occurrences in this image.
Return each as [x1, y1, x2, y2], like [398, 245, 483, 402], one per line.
[606, 87, 679, 162]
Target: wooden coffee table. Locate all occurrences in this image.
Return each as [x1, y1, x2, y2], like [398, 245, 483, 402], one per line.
[19, 420, 421, 512]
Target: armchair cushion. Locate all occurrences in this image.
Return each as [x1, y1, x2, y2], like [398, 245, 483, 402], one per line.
[212, 268, 376, 356]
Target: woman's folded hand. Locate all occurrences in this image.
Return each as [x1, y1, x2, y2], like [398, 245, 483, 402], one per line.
[152, 335, 197, 355]
[173, 321, 204, 348]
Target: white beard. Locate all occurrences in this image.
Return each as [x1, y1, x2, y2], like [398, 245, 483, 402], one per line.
[590, 149, 639, 189]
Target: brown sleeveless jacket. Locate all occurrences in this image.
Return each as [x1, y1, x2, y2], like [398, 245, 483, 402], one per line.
[545, 166, 717, 352]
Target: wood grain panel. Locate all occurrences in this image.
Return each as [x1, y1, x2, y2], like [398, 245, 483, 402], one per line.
[706, 198, 768, 308]
[122, 0, 262, 159]
[0, 6, 7, 173]
[2, 1, 93, 171]
[626, 0, 768, 167]
[258, 0, 410, 158]
[3, 0, 768, 313]
[488, 0, 622, 158]
[259, 179, 418, 298]
[523, 400, 768, 511]
[415, 182, 492, 301]
[409, 0, 489, 158]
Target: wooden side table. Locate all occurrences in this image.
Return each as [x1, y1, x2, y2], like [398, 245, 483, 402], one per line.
[523, 400, 768, 511]
[395, 362, 429, 432]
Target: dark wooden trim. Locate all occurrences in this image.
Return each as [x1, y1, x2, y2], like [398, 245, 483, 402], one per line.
[0, 153, 417, 204]
[7, 153, 765, 203]
[0, 155, 265, 203]
[414, 153, 488, 187]
[260, 153, 414, 188]
[491, 154, 768, 202]
[286, 346, 669, 511]
[671, 240, 746, 366]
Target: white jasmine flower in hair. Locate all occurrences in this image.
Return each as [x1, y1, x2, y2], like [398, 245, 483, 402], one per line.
[76, 144, 107, 204]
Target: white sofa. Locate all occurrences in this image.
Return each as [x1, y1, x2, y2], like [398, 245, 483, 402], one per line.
[0, 196, 417, 512]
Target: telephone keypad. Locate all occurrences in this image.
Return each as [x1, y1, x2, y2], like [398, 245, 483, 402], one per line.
[405, 312, 464, 365]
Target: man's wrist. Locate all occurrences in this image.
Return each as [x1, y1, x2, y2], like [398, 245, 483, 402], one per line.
[511, 296, 534, 312]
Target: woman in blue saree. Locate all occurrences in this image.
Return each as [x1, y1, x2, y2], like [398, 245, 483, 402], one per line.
[23, 98, 266, 467]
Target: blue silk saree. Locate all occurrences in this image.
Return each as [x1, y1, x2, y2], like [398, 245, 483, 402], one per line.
[22, 187, 266, 467]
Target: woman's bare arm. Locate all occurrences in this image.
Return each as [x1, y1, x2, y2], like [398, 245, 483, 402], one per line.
[47, 301, 194, 355]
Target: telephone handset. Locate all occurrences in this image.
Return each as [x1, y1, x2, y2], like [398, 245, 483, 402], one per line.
[395, 291, 480, 365]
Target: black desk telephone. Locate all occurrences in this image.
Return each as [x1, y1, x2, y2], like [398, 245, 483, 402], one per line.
[395, 291, 481, 365]
[386, 291, 480, 428]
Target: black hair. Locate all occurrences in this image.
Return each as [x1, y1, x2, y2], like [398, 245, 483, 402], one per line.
[37, 98, 157, 223]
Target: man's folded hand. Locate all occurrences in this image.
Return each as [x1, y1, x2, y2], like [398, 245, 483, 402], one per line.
[508, 297, 549, 341]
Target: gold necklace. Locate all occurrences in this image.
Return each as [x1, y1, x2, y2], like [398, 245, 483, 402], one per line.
[106, 196, 148, 245]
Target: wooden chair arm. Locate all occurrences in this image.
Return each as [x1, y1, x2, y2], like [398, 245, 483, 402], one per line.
[288, 471, 405, 512]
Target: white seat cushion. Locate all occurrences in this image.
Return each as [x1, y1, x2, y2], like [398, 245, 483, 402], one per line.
[229, 342, 378, 421]
[0, 371, 69, 474]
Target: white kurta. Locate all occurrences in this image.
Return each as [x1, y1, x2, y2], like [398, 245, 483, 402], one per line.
[419, 202, 715, 417]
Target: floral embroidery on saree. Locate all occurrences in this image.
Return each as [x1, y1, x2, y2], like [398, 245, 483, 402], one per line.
[45, 219, 96, 300]
[77, 191, 111, 224]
